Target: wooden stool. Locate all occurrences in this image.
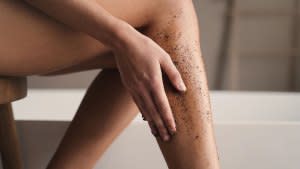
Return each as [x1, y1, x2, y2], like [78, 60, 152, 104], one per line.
[0, 76, 27, 169]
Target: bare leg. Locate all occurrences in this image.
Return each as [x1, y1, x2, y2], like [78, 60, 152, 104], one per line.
[144, 1, 220, 169]
[0, 0, 152, 76]
[47, 4, 220, 167]
[1, 0, 220, 168]
[46, 69, 139, 169]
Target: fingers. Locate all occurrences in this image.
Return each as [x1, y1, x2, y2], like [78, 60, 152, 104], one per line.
[131, 94, 151, 121]
[131, 90, 160, 137]
[143, 90, 171, 141]
[148, 120, 159, 137]
[140, 109, 159, 138]
[133, 94, 160, 138]
[132, 68, 177, 141]
[149, 80, 176, 135]
[160, 54, 186, 92]
[128, 81, 169, 141]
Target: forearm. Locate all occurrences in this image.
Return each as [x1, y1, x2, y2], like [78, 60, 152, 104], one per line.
[23, 0, 132, 49]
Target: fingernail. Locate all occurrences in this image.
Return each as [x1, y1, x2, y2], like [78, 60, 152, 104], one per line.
[163, 135, 170, 141]
[179, 82, 186, 91]
[170, 128, 176, 135]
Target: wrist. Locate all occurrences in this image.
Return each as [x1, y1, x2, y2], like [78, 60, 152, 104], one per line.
[108, 20, 140, 51]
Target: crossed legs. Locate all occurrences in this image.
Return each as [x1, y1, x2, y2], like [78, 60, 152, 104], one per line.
[0, 0, 220, 168]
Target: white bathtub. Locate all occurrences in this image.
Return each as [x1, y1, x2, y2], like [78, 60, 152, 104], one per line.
[5, 89, 300, 169]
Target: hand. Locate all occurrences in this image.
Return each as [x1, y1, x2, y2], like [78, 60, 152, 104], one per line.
[113, 29, 186, 141]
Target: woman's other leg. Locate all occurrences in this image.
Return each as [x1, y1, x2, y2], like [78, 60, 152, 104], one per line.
[0, 0, 154, 76]
[46, 69, 139, 169]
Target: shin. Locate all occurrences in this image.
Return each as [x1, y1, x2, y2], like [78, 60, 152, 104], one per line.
[145, 0, 220, 168]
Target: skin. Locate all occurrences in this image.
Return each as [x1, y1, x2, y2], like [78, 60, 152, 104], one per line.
[2, 0, 185, 140]
[0, 0, 220, 169]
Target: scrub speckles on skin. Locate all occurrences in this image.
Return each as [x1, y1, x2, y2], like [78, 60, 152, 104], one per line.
[145, 9, 213, 138]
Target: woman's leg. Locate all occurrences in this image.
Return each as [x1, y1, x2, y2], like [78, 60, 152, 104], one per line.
[1, 0, 219, 168]
[46, 0, 220, 168]
[0, 0, 153, 76]
[41, 52, 116, 76]
[143, 0, 220, 169]
[46, 69, 140, 169]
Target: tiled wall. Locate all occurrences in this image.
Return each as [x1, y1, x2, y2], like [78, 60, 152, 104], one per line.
[28, 0, 300, 91]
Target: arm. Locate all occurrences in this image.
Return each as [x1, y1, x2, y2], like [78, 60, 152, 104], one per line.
[24, 0, 186, 141]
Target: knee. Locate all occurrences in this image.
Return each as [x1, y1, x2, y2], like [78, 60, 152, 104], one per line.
[147, 0, 197, 34]
[152, 0, 193, 18]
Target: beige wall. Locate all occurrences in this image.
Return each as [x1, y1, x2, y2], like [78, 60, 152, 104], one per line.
[28, 0, 300, 91]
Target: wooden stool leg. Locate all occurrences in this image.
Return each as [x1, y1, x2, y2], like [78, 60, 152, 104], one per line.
[0, 103, 23, 169]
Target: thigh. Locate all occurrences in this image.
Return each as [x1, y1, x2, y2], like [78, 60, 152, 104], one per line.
[42, 52, 117, 76]
[0, 0, 156, 76]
